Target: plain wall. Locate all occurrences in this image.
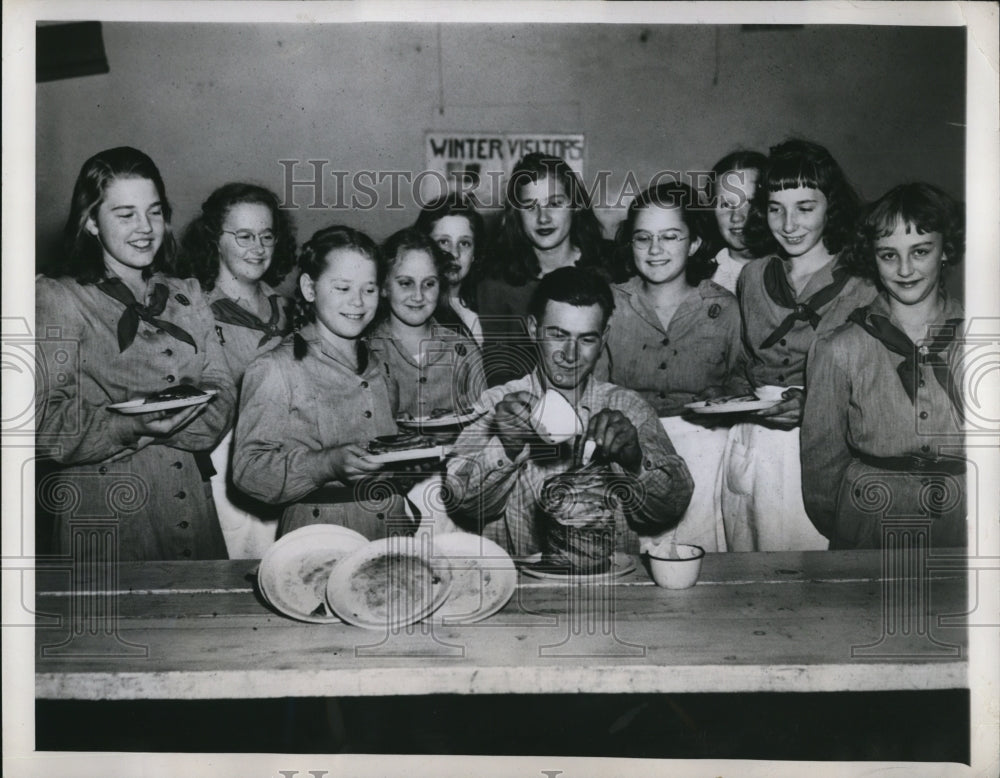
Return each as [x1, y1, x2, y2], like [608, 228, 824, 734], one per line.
[36, 22, 965, 291]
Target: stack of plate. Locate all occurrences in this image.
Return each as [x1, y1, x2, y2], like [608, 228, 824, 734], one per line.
[257, 528, 517, 629]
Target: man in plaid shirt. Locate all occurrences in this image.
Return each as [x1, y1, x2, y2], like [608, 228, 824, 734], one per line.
[446, 267, 693, 556]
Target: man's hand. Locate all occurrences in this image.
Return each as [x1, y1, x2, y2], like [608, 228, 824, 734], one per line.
[586, 409, 641, 473]
[755, 387, 805, 429]
[493, 390, 538, 460]
[327, 443, 385, 482]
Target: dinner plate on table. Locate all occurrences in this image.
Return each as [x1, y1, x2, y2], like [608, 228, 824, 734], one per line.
[396, 410, 484, 429]
[325, 536, 453, 629]
[683, 397, 779, 415]
[430, 532, 517, 625]
[108, 390, 217, 415]
[258, 524, 368, 623]
[518, 551, 636, 580]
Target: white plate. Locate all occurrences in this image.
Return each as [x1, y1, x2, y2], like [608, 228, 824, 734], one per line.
[397, 410, 484, 429]
[258, 524, 368, 623]
[518, 551, 636, 580]
[430, 532, 517, 625]
[364, 445, 447, 464]
[684, 397, 779, 415]
[325, 537, 452, 629]
[108, 389, 217, 415]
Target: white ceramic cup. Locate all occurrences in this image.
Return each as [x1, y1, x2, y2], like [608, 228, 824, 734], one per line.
[645, 542, 705, 589]
[529, 389, 585, 445]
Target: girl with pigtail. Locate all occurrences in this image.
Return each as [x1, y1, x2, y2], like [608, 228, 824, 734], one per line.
[232, 225, 412, 538]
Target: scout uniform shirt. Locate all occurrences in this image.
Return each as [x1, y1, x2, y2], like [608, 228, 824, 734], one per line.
[34, 273, 237, 561]
[232, 323, 406, 538]
[801, 294, 966, 549]
[366, 318, 486, 419]
[603, 277, 751, 416]
[205, 282, 292, 382]
[446, 371, 694, 556]
[737, 255, 878, 387]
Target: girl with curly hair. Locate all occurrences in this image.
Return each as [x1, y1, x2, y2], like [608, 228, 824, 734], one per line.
[603, 181, 749, 552]
[719, 139, 878, 551]
[801, 183, 966, 549]
[477, 152, 619, 386]
[175, 182, 297, 556]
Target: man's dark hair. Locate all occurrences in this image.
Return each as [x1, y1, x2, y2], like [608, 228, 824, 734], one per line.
[527, 266, 616, 328]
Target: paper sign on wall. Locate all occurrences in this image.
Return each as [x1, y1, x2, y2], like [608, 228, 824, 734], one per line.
[424, 132, 585, 208]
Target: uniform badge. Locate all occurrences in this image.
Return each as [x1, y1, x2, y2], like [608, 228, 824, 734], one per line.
[455, 343, 467, 357]
[175, 293, 191, 306]
[708, 303, 721, 319]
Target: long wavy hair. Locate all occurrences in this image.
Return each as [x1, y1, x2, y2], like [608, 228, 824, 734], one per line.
[413, 193, 485, 310]
[705, 149, 767, 256]
[47, 146, 175, 284]
[844, 182, 964, 285]
[486, 152, 611, 286]
[175, 182, 297, 291]
[614, 181, 717, 286]
[743, 138, 860, 260]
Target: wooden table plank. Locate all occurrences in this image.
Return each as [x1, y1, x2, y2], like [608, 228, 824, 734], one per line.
[35, 551, 968, 699]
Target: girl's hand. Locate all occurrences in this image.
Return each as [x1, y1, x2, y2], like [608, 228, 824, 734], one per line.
[126, 404, 206, 440]
[327, 443, 384, 482]
[755, 387, 805, 429]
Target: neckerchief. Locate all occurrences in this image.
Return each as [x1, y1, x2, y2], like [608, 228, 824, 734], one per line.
[760, 256, 849, 349]
[211, 294, 287, 348]
[96, 278, 197, 353]
[848, 306, 964, 419]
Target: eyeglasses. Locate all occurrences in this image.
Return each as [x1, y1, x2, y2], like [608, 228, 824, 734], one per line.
[631, 231, 689, 251]
[518, 196, 573, 213]
[222, 229, 276, 248]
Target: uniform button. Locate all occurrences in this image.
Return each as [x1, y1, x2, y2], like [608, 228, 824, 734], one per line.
[312, 508, 320, 518]
[163, 349, 173, 357]
[178, 521, 190, 529]
[172, 461, 183, 469]
[361, 381, 369, 389]
[661, 337, 670, 346]
[657, 391, 665, 399]
[376, 512, 385, 520]
[777, 374, 785, 382]
[920, 478, 930, 487]
[165, 374, 176, 383]
[921, 445, 930, 453]
[182, 549, 192, 558]
[363, 410, 372, 418]
[782, 358, 790, 366]
[497, 460, 505, 467]
[644, 459, 653, 469]
[919, 379, 926, 388]
[156, 328, 165, 335]
[673, 350, 678, 356]
[919, 411, 929, 420]
[175, 490, 186, 500]
[641, 344, 647, 350]
[98, 466, 108, 474]
[659, 362, 667, 370]
[419, 376, 427, 383]
[854, 489, 861, 497]
[780, 339, 787, 346]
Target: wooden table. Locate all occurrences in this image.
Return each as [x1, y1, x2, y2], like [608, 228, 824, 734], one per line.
[34, 550, 967, 700]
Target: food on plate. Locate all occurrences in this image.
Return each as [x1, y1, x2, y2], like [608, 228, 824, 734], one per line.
[703, 393, 759, 406]
[349, 553, 440, 620]
[539, 463, 617, 573]
[143, 384, 208, 404]
[366, 432, 438, 454]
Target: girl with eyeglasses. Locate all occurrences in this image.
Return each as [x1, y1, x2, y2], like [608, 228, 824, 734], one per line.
[801, 183, 966, 549]
[35, 147, 237, 560]
[719, 139, 878, 551]
[706, 150, 768, 294]
[477, 152, 620, 386]
[602, 181, 749, 552]
[175, 183, 297, 557]
[233, 226, 412, 539]
[413, 193, 487, 347]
